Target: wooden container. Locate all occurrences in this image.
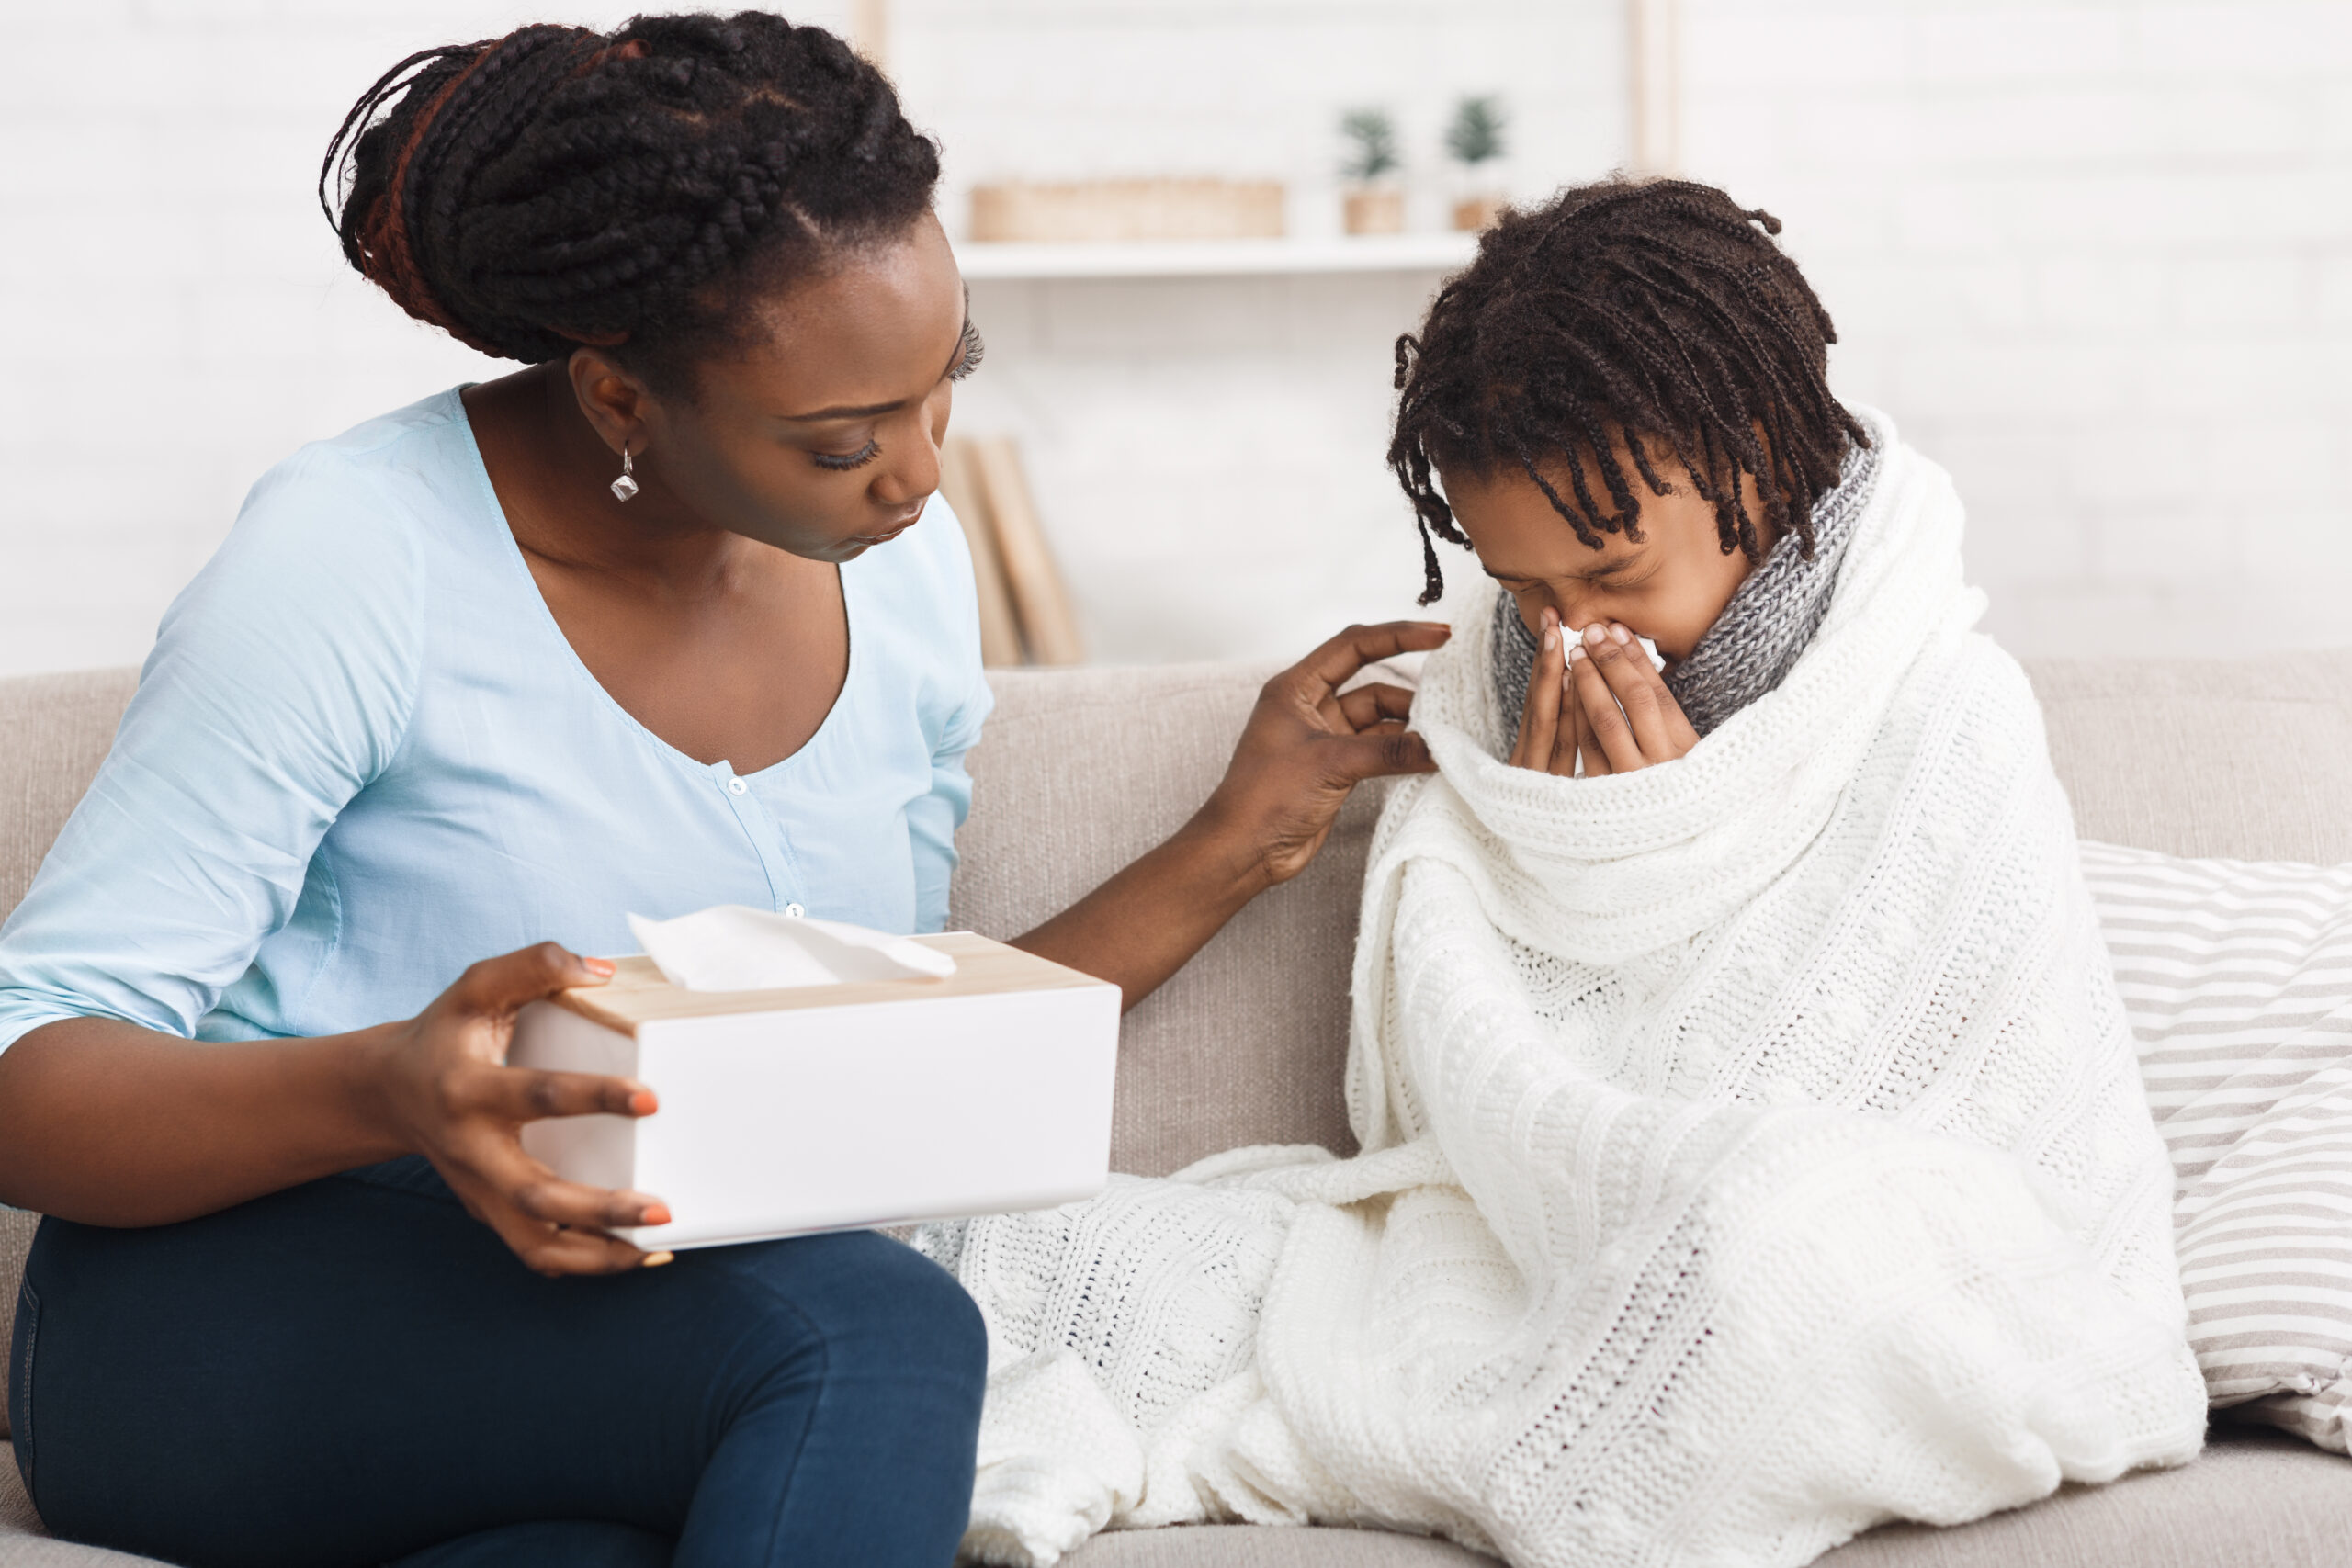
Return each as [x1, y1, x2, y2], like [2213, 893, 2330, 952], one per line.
[968, 178, 1285, 243]
[1452, 194, 1508, 232]
[1342, 186, 1407, 235]
[510, 932, 1120, 1250]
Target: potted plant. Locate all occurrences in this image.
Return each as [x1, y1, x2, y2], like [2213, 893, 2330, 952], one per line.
[1340, 107, 1405, 235]
[1445, 94, 1509, 231]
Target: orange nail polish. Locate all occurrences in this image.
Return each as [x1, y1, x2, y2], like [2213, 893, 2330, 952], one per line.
[583, 957, 616, 977]
[641, 1251, 675, 1269]
[628, 1089, 658, 1116]
[640, 1204, 673, 1227]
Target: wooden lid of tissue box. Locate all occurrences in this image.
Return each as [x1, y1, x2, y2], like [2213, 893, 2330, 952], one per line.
[553, 931, 1103, 1035]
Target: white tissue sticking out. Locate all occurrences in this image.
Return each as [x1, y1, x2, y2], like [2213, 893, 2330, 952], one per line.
[1570, 626, 1666, 672]
[627, 905, 957, 991]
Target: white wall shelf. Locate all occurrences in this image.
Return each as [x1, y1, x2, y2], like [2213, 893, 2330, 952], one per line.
[954, 232, 1478, 282]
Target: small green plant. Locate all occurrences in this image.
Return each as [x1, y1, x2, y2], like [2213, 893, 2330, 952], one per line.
[1445, 95, 1508, 167]
[1340, 107, 1400, 183]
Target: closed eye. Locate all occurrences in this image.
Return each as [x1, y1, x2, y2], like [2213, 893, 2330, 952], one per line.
[949, 321, 985, 383]
[811, 438, 880, 472]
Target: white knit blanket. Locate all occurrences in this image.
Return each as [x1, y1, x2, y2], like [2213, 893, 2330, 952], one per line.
[924, 412, 2209, 1567]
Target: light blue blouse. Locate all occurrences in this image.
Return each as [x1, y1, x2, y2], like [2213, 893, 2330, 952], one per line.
[0, 389, 992, 1050]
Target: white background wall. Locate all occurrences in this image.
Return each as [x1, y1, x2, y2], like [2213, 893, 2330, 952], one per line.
[1678, 0, 2352, 660]
[2, 0, 2346, 677]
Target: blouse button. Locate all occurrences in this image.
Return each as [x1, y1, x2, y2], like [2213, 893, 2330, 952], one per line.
[726, 777, 748, 795]
[785, 903, 805, 918]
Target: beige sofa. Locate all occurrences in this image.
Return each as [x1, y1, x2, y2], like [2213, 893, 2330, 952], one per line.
[2, 652, 2349, 1566]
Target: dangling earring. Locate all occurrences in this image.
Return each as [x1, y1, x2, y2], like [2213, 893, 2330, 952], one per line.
[610, 441, 639, 502]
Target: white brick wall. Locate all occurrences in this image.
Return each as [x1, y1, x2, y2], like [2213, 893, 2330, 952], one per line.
[1, 0, 2343, 675]
[1679, 0, 2352, 657]
[0, 0, 650, 678]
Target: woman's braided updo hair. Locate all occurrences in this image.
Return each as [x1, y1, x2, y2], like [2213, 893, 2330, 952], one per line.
[321, 12, 939, 387]
[1388, 177, 1867, 604]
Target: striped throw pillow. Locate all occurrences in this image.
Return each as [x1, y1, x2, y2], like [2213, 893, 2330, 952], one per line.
[2082, 840, 2352, 1454]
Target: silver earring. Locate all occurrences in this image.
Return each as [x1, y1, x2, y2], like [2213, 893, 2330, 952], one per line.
[610, 442, 639, 502]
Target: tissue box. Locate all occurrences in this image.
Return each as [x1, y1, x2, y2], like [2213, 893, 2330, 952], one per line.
[509, 931, 1120, 1250]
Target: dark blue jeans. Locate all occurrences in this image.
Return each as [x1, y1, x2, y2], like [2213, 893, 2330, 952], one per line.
[7, 1158, 985, 1568]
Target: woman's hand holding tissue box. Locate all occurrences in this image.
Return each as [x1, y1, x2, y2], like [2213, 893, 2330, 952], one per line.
[509, 909, 1121, 1250]
[369, 942, 676, 1276]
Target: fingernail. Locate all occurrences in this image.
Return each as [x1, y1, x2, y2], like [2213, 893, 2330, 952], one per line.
[640, 1204, 672, 1227]
[628, 1089, 658, 1116]
[1611, 624, 1633, 645]
[1567, 643, 1585, 665]
[1585, 623, 1608, 647]
[583, 957, 616, 977]
[1542, 622, 1557, 651]
[641, 1251, 675, 1269]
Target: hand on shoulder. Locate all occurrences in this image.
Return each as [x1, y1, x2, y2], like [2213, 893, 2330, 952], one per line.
[1196, 620, 1451, 888]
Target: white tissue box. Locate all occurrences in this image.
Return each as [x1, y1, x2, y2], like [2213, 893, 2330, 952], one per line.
[508, 931, 1120, 1250]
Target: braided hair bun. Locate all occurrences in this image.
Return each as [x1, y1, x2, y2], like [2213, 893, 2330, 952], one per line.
[1388, 178, 1867, 605]
[322, 13, 939, 380]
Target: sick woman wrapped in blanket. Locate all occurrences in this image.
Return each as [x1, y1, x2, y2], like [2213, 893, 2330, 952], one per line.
[916, 179, 2210, 1568]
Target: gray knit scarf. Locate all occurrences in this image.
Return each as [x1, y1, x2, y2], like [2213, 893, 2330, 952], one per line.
[1490, 437, 1881, 742]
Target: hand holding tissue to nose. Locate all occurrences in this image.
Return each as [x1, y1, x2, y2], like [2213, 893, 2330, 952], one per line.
[626, 906, 959, 992]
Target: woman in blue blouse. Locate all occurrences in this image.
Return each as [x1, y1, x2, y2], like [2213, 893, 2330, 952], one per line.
[0, 17, 1442, 1568]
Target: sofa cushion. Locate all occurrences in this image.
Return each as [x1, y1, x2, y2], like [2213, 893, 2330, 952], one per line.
[0, 671, 138, 924]
[8, 655, 2351, 1186]
[0, 1429, 2339, 1568]
[1067, 1523, 1489, 1565]
[1809, 1427, 2352, 1568]
[947, 661, 1385, 1176]
[3, 652, 2351, 1537]
[2083, 840, 2352, 1451]
[2026, 651, 2352, 865]
[0, 1427, 2337, 1565]
[951, 652, 2352, 1180]
[1053, 1429, 2352, 1568]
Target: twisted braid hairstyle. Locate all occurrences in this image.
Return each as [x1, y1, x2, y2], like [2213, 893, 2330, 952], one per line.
[321, 12, 939, 389]
[1388, 177, 1867, 604]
